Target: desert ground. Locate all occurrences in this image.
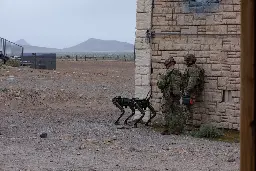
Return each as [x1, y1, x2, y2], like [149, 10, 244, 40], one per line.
[0, 60, 239, 171]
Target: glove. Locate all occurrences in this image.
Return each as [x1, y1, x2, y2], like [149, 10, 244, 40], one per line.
[189, 98, 194, 105]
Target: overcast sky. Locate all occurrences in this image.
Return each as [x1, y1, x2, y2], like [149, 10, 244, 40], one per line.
[0, 0, 136, 48]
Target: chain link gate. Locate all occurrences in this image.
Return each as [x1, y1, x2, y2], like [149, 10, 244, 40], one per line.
[0, 37, 24, 57]
[0, 37, 24, 64]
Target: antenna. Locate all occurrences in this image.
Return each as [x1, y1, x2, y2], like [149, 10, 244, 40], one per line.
[145, 90, 151, 100]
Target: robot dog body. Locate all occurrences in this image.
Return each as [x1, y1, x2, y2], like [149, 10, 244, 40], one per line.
[112, 93, 156, 128]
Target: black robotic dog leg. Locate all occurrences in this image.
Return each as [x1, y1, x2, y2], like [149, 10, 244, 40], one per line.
[124, 105, 135, 125]
[145, 104, 157, 126]
[133, 102, 146, 128]
[113, 101, 125, 125]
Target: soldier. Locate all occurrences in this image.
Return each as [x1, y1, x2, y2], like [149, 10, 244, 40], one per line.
[182, 54, 205, 129]
[157, 56, 184, 135]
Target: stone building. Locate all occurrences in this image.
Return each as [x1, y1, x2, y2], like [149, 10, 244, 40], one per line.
[134, 0, 241, 130]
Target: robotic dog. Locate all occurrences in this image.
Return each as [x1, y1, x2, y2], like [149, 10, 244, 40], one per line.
[112, 92, 156, 128]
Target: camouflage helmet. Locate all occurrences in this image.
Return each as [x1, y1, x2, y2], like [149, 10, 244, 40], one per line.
[184, 54, 196, 63]
[164, 56, 176, 66]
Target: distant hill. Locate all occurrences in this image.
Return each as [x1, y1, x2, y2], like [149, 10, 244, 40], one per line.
[62, 38, 134, 52]
[21, 45, 61, 53]
[16, 38, 134, 53]
[15, 39, 30, 46]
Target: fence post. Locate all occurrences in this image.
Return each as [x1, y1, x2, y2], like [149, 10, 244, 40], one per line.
[21, 47, 24, 66]
[0, 38, 2, 53]
[84, 55, 86, 61]
[3, 39, 6, 56]
[32, 53, 36, 69]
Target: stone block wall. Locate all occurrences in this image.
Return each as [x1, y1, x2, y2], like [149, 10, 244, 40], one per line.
[133, 0, 153, 121]
[135, 0, 241, 130]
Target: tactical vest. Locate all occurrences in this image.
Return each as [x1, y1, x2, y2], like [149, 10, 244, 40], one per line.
[164, 69, 182, 98]
[183, 65, 205, 96]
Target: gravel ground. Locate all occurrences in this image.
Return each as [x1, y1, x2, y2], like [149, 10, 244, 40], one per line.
[0, 60, 240, 171]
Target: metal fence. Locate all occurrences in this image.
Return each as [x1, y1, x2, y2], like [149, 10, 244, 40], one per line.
[0, 37, 23, 57]
[57, 51, 135, 61]
[0, 38, 3, 52]
[21, 53, 56, 70]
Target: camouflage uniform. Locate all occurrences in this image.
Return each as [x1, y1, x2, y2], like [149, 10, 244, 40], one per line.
[182, 54, 205, 129]
[157, 57, 184, 135]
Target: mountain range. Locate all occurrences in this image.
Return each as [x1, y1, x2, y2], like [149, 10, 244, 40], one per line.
[15, 38, 134, 53]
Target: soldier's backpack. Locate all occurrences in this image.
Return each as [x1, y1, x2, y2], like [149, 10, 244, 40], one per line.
[196, 66, 205, 96]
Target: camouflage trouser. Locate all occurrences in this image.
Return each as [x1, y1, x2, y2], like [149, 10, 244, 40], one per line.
[183, 94, 197, 130]
[183, 105, 193, 129]
[161, 98, 185, 134]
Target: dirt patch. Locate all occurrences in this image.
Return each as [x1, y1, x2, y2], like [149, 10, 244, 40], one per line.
[0, 60, 239, 170]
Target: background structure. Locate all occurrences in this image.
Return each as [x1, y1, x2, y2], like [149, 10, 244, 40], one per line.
[134, 0, 241, 130]
[21, 53, 57, 70]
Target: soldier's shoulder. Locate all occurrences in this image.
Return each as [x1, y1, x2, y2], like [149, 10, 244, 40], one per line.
[194, 64, 203, 68]
[187, 65, 204, 77]
[190, 64, 202, 71]
[195, 65, 205, 73]
[183, 67, 189, 73]
[172, 68, 182, 75]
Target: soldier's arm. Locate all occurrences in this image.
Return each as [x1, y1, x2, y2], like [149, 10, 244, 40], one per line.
[171, 70, 182, 96]
[157, 74, 167, 90]
[185, 69, 200, 94]
[181, 71, 187, 94]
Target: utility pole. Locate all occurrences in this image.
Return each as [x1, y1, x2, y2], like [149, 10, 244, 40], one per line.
[240, 0, 255, 170]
